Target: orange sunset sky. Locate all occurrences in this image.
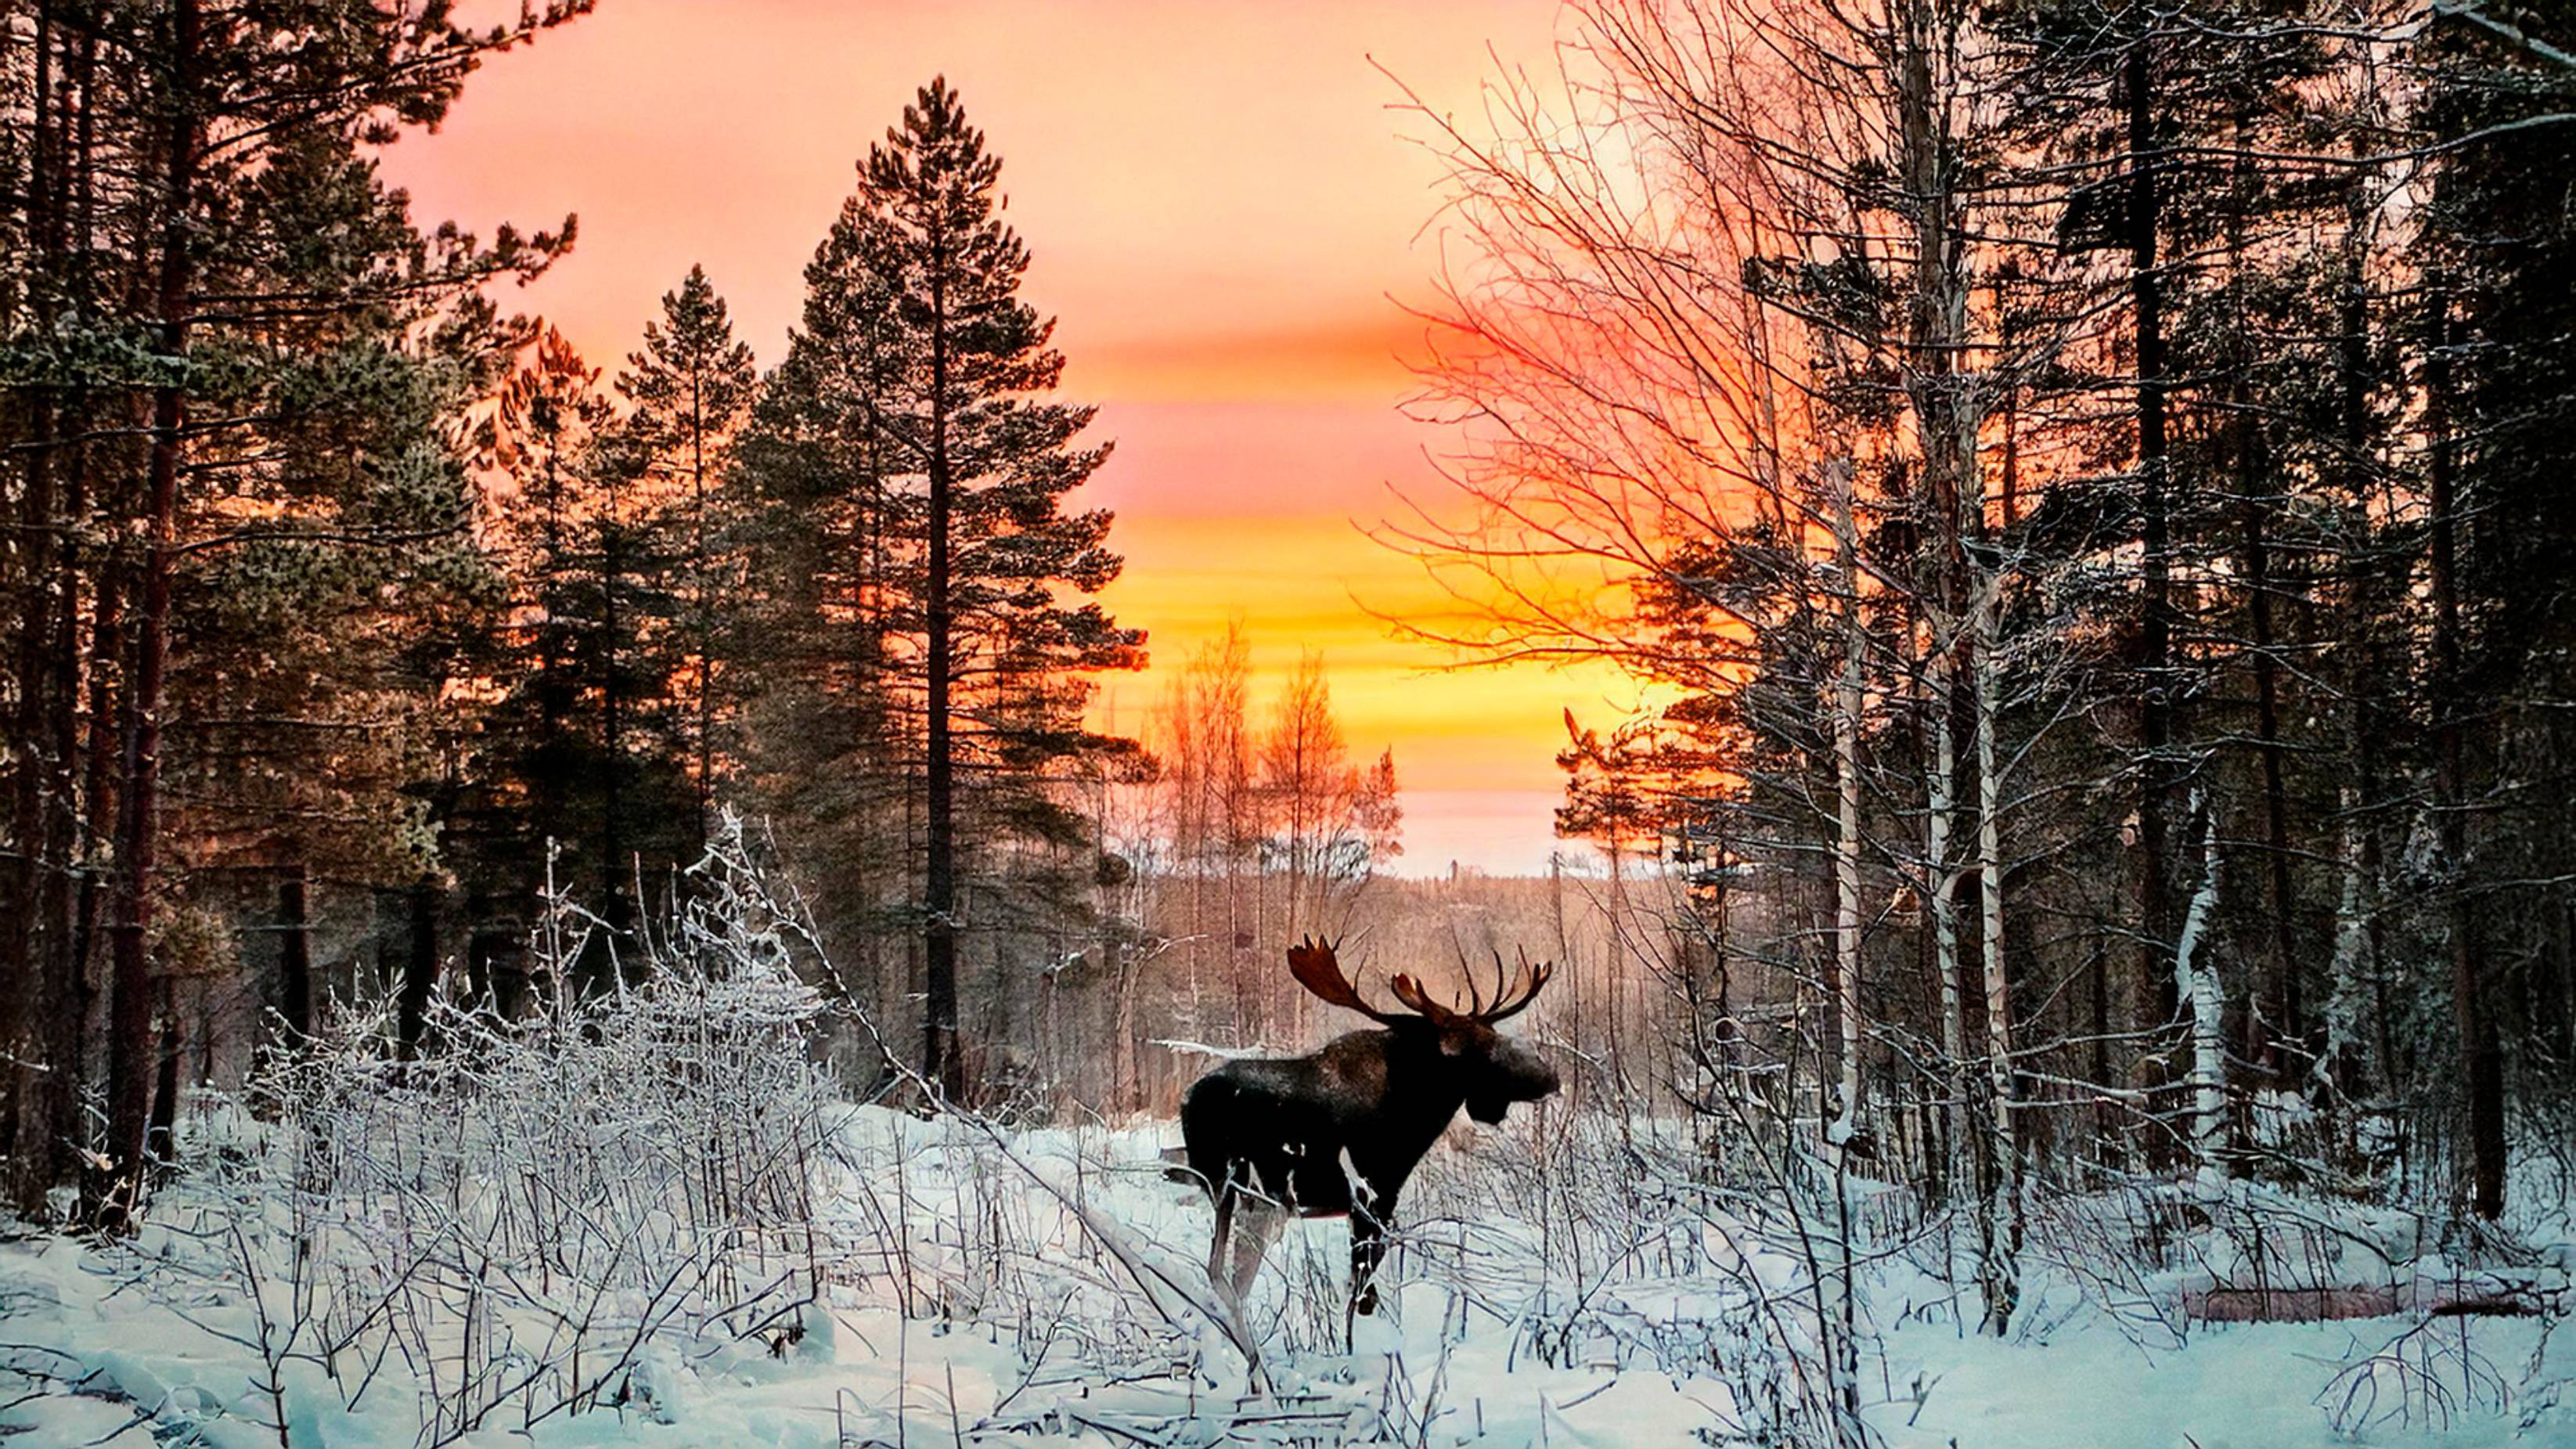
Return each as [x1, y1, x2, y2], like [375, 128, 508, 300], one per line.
[383, 0, 1641, 874]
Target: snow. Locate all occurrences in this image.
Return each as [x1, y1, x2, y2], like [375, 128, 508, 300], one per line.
[3, 1101, 2567, 1447]
[1883, 1315, 2527, 1449]
[2, 836, 2560, 1446]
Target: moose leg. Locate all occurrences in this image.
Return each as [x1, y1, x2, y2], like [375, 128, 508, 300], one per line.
[1226, 1198, 1284, 1306]
[1349, 1206, 1392, 1317]
[1206, 1186, 1236, 1299]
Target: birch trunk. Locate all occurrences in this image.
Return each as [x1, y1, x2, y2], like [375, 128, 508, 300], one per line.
[2175, 795, 2227, 1188]
[1975, 592, 2019, 1334]
[2315, 782, 2371, 1098]
[1830, 458, 1865, 1148]
[1928, 656, 1968, 1202]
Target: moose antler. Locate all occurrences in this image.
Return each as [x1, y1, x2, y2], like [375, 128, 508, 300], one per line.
[1386, 972, 1461, 1025]
[1287, 936, 1405, 1024]
[1388, 947, 1555, 1025]
[1479, 949, 1553, 1022]
[1292, 935, 1555, 1028]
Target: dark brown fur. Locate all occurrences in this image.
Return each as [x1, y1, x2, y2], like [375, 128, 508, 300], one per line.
[1179, 943, 1558, 1316]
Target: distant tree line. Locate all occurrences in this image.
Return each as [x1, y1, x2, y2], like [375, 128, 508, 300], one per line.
[1403, 0, 2576, 1336]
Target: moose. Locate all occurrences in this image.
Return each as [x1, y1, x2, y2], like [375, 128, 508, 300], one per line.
[1177, 936, 1560, 1317]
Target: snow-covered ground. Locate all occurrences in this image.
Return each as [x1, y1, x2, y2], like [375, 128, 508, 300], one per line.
[2, 1098, 2565, 1447]
[3, 878, 2560, 1448]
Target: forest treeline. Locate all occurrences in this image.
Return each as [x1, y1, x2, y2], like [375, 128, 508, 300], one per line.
[1392, 0, 2576, 1336]
[0, 4, 1427, 1225]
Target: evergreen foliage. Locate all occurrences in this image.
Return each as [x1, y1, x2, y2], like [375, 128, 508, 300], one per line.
[730, 79, 1143, 1101]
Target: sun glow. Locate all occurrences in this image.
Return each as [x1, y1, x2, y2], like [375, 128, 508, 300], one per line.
[383, 0, 1594, 871]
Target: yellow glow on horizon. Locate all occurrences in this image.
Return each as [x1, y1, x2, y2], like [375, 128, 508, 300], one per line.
[1095, 510, 1648, 801]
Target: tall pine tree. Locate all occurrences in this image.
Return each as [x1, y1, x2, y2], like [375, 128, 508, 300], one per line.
[0, 0, 583, 1218]
[733, 79, 1141, 1101]
[2412, 0, 2576, 1219]
[472, 327, 696, 993]
[616, 266, 758, 843]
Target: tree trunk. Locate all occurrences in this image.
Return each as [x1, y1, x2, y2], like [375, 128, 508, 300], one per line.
[278, 864, 312, 1042]
[600, 500, 629, 987]
[2176, 794, 2227, 1187]
[5, 2, 67, 1211]
[1829, 458, 1865, 1148]
[2423, 276, 2505, 1220]
[1896, 0, 1980, 1238]
[102, 0, 201, 1224]
[690, 369, 715, 848]
[55, 536, 124, 1205]
[7, 416, 61, 1198]
[2225, 110, 2300, 1072]
[146, 982, 181, 1174]
[1929, 657, 1968, 1203]
[922, 255, 965, 1103]
[397, 878, 438, 1061]
[28, 417, 90, 1208]
[2126, 32, 2181, 1119]
[2318, 190, 2380, 1104]
[1975, 595, 2020, 1334]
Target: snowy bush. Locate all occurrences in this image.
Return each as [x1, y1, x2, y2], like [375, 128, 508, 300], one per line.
[102, 822, 839, 1444]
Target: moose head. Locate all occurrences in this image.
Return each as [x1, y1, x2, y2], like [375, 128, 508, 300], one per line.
[1176, 936, 1560, 1319]
[1285, 935, 1560, 1125]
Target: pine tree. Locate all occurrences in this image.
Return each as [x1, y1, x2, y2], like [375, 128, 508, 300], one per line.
[0, 0, 584, 1218]
[616, 266, 758, 842]
[475, 329, 612, 925]
[1983, 0, 2358, 1163]
[474, 327, 696, 992]
[732, 79, 1142, 1101]
[2410, 0, 2576, 1219]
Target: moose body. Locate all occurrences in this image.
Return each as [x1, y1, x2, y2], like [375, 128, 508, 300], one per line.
[1180, 939, 1559, 1316]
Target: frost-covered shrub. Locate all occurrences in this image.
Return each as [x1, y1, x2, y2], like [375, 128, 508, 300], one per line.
[113, 820, 840, 1444]
[1396, 1106, 1862, 1447]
